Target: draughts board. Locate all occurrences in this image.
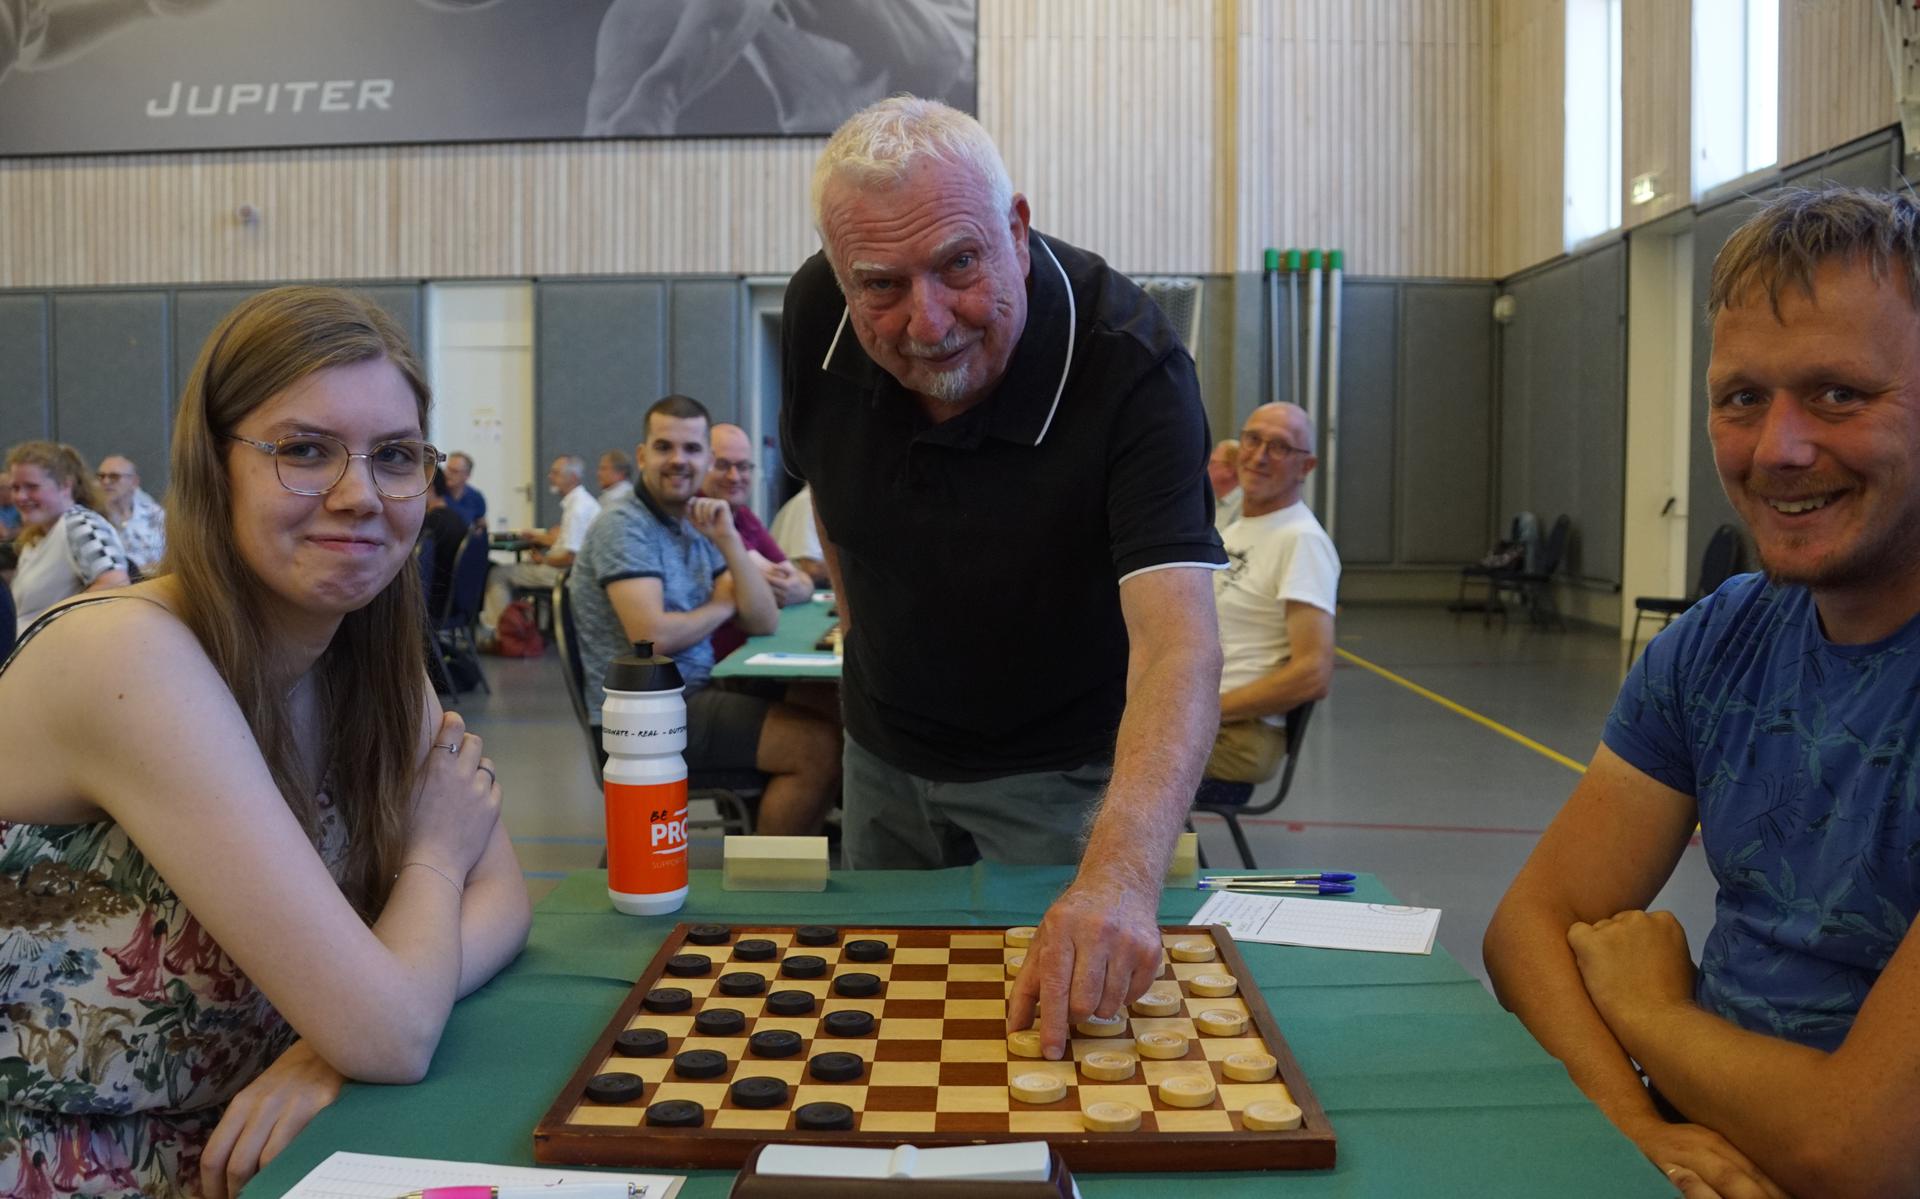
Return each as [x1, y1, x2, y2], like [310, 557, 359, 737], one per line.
[534, 923, 1335, 1172]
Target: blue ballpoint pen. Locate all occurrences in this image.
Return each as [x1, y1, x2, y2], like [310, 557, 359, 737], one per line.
[1196, 879, 1356, 895]
[1200, 872, 1356, 884]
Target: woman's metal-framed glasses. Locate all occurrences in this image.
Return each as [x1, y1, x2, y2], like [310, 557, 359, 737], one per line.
[225, 433, 446, 499]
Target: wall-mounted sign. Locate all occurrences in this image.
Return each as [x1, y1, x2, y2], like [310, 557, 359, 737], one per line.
[0, 0, 976, 156]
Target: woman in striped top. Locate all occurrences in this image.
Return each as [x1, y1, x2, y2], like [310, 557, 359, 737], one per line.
[5, 440, 129, 636]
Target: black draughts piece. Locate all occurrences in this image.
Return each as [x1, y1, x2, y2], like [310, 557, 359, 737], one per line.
[645, 1099, 703, 1128]
[692, 1008, 746, 1037]
[642, 987, 692, 1013]
[780, 954, 828, 979]
[748, 1029, 804, 1058]
[795, 1101, 855, 1131]
[822, 1009, 874, 1038]
[613, 1028, 667, 1057]
[832, 972, 883, 998]
[717, 971, 769, 997]
[844, 938, 890, 962]
[729, 1076, 790, 1109]
[794, 925, 839, 946]
[734, 938, 779, 961]
[807, 1051, 864, 1083]
[672, 1049, 728, 1079]
[766, 989, 816, 1016]
[583, 1073, 644, 1105]
[686, 924, 732, 945]
[664, 954, 711, 977]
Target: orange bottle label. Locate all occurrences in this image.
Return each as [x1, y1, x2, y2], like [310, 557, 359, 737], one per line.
[605, 779, 689, 895]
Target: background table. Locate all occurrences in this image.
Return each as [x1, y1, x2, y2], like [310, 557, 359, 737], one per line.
[249, 867, 1671, 1198]
[709, 597, 841, 681]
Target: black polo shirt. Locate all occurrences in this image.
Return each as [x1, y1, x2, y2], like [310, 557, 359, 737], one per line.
[780, 228, 1225, 781]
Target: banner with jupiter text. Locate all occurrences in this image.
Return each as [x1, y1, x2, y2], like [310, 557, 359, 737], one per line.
[0, 0, 976, 156]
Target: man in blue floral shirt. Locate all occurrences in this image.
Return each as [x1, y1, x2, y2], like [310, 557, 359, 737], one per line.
[1487, 187, 1920, 1199]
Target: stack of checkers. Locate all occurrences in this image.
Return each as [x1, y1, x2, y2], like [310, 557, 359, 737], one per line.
[535, 923, 1332, 1172]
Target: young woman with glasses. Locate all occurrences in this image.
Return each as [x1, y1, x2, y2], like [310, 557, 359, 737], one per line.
[0, 287, 531, 1199]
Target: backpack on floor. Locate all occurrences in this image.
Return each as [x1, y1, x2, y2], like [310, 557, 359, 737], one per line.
[494, 598, 545, 658]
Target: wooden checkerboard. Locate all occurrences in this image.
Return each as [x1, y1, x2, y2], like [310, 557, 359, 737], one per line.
[533, 924, 1336, 1172]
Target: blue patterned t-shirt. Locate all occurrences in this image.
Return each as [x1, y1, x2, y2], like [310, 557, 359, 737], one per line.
[1606, 572, 1920, 1052]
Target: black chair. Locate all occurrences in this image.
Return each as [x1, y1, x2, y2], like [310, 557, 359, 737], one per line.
[1629, 524, 1744, 660]
[1452, 511, 1537, 622]
[435, 528, 493, 697]
[1498, 514, 1572, 629]
[551, 573, 759, 838]
[1187, 701, 1315, 870]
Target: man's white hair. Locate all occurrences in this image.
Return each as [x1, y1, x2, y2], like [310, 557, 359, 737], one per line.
[810, 95, 1014, 254]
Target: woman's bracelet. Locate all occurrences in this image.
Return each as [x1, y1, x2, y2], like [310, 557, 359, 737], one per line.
[397, 860, 464, 896]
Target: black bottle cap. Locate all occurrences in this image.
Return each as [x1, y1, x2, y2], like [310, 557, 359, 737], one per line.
[603, 641, 684, 694]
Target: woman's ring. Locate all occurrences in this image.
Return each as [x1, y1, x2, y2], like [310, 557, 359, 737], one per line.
[434, 741, 459, 755]
[478, 764, 496, 787]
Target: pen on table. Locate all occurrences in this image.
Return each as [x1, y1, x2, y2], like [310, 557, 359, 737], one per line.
[399, 1184, 641, 1199]
[1201, 872, 1355, 884]
[1197, 879, 1356, 895]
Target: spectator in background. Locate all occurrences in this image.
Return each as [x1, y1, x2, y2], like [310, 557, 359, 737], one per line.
[1210, 438, 1242, 531]
[703, 423, 815, 659]
[569, 395, 839, 834]
[7, 441, 130, 637]
[597, 449, 635, 507]
[1208, 406, 1337, 783]
[443, 451, 487, 526]
[96, 453, 168, 577]
[768, 483, 829, 589]
[0, 466, 19, 540]
[479, 455, 599, 639]
[420, 468, 470, 620]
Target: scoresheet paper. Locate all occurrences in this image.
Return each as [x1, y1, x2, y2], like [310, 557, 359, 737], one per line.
[1193, 892, 1442, 955]
[742, 651, 840, 668]
[282, 1151, 683, 1199]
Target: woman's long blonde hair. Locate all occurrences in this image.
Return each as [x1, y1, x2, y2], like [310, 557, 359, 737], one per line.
[168, 286, 430, 917]
[5, 441, 107, 551]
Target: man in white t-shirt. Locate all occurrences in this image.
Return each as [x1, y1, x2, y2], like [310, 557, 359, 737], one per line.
[481, 455, 601, 634]
[1208, 403, 1339, 782]
[768, 484, 829, 589]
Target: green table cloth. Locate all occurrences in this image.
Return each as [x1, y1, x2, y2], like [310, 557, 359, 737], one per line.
[709, 600, 841, 680]
[248, 867, 1670, 1198]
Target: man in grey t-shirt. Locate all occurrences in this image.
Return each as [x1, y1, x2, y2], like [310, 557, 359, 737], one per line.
[568, 394, 841, 835]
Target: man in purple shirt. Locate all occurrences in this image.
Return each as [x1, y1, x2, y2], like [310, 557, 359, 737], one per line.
[704, 423, 815, 659]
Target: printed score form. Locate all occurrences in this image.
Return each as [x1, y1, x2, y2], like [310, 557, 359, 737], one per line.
[281, 1151, 682, 1199]
[1193, 891, 1442, 955]
[742, 652, 839, 669]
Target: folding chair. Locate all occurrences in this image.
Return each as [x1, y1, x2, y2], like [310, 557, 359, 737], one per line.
[1629, 524, 1743, 659]
[1187, 701, 1315, 870]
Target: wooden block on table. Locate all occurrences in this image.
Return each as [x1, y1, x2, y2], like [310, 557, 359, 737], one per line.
[723, 835, 830, 891]
[1165, 831, 1199, 883]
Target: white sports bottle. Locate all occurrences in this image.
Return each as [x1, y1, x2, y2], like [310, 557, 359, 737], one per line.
[601, 641, 689, 915]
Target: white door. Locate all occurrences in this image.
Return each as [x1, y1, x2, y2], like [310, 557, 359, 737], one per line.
[425, 283, 536, 533]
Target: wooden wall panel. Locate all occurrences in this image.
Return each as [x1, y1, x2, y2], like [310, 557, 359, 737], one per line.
[1621, 0, 1690, 227]
[1779, 0, 1895, 168]
[1234, 0, 1494, 277]
[1491, 0, 1564, 277]
[978, 0, 1223, 274]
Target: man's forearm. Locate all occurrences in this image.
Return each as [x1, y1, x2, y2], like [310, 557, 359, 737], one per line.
[622, 602, 734, 655]
[1608, 997, 1868, 1194]
[1079, 643, 1220, 890]
[717, 540, 779, 633]
[1220, 656, 1328, 723]
[1484, 897, 1671, 1139]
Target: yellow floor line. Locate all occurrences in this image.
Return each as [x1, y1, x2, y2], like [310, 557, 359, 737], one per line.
[1334, 646, 1588, 775]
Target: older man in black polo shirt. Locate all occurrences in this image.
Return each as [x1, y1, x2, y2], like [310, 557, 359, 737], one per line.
[782, 96, 1226, 1060]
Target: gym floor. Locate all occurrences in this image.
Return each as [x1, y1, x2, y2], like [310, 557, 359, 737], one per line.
[465, 603, 1718, 995]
